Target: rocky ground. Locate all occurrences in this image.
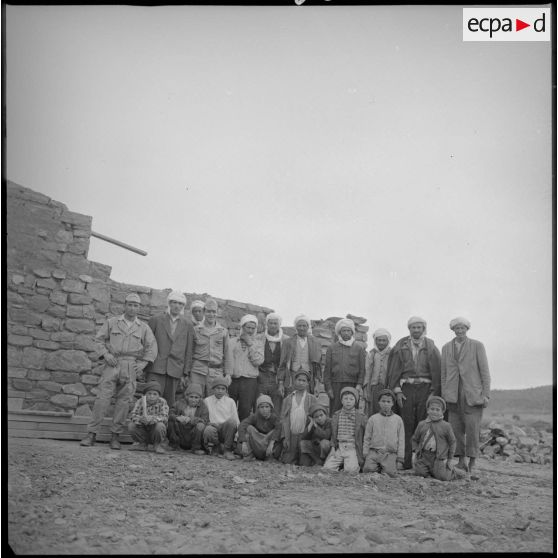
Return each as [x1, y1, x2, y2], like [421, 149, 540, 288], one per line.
[7, 437, 554, 555]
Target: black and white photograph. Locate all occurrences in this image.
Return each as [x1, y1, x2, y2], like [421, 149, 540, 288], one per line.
[5, 2, 554, 554]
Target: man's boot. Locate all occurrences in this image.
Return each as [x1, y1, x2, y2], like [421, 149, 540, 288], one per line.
[110, 433, 121, 450]
[80, 432, 96, 447]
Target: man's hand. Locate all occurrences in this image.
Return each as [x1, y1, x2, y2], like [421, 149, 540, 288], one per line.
[241, 442, 250, 456]
[133, 361, 147, 374]
[266, 441, 275, 457]
[180, 376, 190, 390]
[327, 388, 334, 401]
[278, 382, 285, 397]
[240, 333, 253, 347]
[396, 392, 406, 408]
[356, 384, 363, 400]
[104, 353, 118, 367]
[282, 438, 289, 451]
[482, 396, 489, 408]
[307, 417, 316, 431]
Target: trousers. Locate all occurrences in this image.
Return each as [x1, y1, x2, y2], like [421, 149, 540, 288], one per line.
[257, 371, 283, 413]
[323, 441, 360, 473]
[447, 382, 483, 458]
[414, 450, 464, 481]
[363, 449, 397, 476]
[399, 382, 431, 468]
[203, 419, 238, 451]
[299, 438, 332, 466]
[128, 422, 166, 445]
[167, 418, 205, 450]
[190, 369, 224, 398]
[229, 377, 259, 422]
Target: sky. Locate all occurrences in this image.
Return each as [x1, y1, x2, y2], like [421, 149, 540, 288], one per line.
[5, 4, 553, 390]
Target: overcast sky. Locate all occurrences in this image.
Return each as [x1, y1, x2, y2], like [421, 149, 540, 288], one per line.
[6, 4, 553, 390]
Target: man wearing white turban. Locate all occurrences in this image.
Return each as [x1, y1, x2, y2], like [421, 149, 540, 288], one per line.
[324, 318, 366, 414]
[144, 290, 194, 408]
[363, 328, 392, 417]
[190, 300, 205, 326]
[228, 314, 265, 421]
[256, 313, 289, 412]
[441, 317, 490, 475]
[387, 316, 441, 469]
[278, 315, 323, 396]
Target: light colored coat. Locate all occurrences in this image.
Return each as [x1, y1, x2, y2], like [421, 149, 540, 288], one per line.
[441, 337, 490, 406]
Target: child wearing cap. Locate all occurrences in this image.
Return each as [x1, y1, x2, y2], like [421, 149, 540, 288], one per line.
[203, 375, 240, 460]
[128, 381, 169, 454]
[323, 386, 367, 473]
[363, 389, 405, 476]
[279, 370, 318, 465]
[167, 383, 209, 455]
[411, 395, 466, 481]
[237, 394, 282, 461]
[299, 403, 332, 467]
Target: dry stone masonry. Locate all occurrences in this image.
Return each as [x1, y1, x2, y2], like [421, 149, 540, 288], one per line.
[6, 182, 368, 417]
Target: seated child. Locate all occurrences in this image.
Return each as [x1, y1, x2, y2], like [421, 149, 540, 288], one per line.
[279, 370, 318, 465]
[167, 383, 209, 455]
[300, 402, 332, 466]
[203, 375, 240, 461]
[237, 394, 282, 461]
[363, 389, 405, 476]
[323, 386, 367, 474]
[412, 395, 466, 481]
[128, 381, 169, 454]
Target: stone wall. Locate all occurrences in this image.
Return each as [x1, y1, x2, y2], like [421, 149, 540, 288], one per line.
[6, 182, 368, 416]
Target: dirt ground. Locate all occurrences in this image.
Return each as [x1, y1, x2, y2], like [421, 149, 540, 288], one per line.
[7, 437, 554, 555]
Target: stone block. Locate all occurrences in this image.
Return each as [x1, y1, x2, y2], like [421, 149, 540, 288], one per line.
[11, 308, 43, 326]
[83, 305, 96, 319]
[46, 304, 67, 319]
[79, 395, 98, 405]
[93, 300, 109, 314]
[37, 229, 48, 238]
[65, 318, 96, 333]
[8, 367, 28, 379]
[8, 398, 24, 411]
[51, 269, 67, 279]
[41, 250, 61, 265]
[12, 274, 25, 285]
[87, 282, 111, 303]
[109, 303, 124, 315]
[60, 210, 92, 228]
[49, 291, 67, 305]
[55, 229, 73, 243]
[66, 305, 84, 318]
[29, 328, 52, 340]
[68, 293, 92, 304]
[51, 371, 81, 384]
[27, 370, 52, 381]
[45, 350, 92, 372]
[8, 389, 28, 398]
[61, 278, 85, 293]
[7, 291, 25, 305]
[34, 340, 61, 350]
[74, 335, 97, 352]
[313, 327, 332, 339]
[111, 290, 127, 303]
[68, 243, 86, 255]
[75, 404, 92, 417]
[8, 334, 33, 346]
[355, 324, 369, 333]
[61, 252, 91, 275]
[51, 331, 75, 342]
[50, 393, 79, 408]
[35, 288, 51, 296]
[12, 378, 33, 391]
[89, 261, 112, 279]
[22, 347, 46, 369]
[9, 325, 29, 335]
[73, 228, 90, 238]
[518, 437, 538, 450]
[62, 383, 88, 396]
[41, 316, 61, 331]
[24, 402, 55, 411]
[346, 314, 367, 325]
[8, 346, 23, 365]
[32, 268, 51, 278]
[36, 278, 58, 290]
[150, 289, 172, 307]
[80, 374, 100, 385]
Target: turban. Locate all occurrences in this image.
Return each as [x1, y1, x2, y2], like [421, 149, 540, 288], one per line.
[205, 298, 218, 311]
[143, 381, 162, 395]
[167, 291, 186, 305]
[125, 293, 141, 304]
[210, 375, 231, 390]
[449, 317, 471, 330]
[239, 314, 258, 329]
[266, 312, 282, 326]
[340, 386, 359, 400]
[335, 318, 355, 336]
[184, 383, 203, 397]
[377, 388, 396, 403]
[407, 316, 427, 328]
[427, 395, 447, 413]
[256, 394, 274, 409]
[294, 369, 311, 381]
[373, 328, 392, 342]
[191, 300, 205, 309]
[308, 402, 328, 417]
[294, 314, 312, 333]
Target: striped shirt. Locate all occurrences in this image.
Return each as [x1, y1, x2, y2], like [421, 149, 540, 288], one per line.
[337, 408, 356, 442]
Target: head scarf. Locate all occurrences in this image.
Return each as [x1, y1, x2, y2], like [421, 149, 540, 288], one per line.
[167, 291, 186, 315]
[265, 312, 283, 343]
[190, 300, 205, 310]
[294, 314, 312, 335]
[373, 328, 392, 342]
[184, 383, 203, 397]
[449, 317, 471, 330]
[407, 316, 427, 335]
[239, 314, 258, 332]
[335, 318, 355, 347]
[143, 381, 162, 395]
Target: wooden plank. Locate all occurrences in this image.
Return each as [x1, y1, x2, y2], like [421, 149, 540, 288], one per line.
[8, 413, 89, 424]
[8, 410, 72, 417]
[8, 430, 133, 443]
[7, 421, 39, 430]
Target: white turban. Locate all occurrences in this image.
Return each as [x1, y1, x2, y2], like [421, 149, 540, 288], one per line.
[167, 291, 187, 305]
[373, 328, 392, 342]
[335, 318, 355, 336]
[266, 312, 282, 326]
[190, 300, 205, 310]
[407, 316, 427, 329]
[239, 314, 258, 330]
[449, 317, 471, 330]
[294, 314, 312, 334]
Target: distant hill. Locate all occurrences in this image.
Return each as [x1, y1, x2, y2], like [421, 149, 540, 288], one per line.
[487, 385, 553, 414]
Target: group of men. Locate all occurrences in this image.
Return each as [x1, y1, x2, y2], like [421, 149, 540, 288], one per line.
[80, 292, 491, 474]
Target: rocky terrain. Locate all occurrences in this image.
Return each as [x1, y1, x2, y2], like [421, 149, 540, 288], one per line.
[7, 436, 553, 555]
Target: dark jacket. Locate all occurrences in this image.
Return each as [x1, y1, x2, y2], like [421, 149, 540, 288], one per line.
[168, 398, 209, 426]
[330, 408, 367, 466]
[412, 418, 456, 461]
[387, 336, 441, 395]
[237, 411, 282, 443]
[146, 313, 194, 379]
[279, 391, 318, 441]
[301, 416, 332, 443]
[323, 341, 366, 390]
[277, 336, 323, 391]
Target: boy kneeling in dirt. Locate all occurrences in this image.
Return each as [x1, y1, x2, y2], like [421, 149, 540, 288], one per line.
[362, 389, 405, 476]
[299, 403, 332, 466]
[411, 396, 466, 481]
[128, 381, 169, 454]
[203, 375, 240, 460]
[167, 383, 209, 455]
[237, 394, 282, 461]
[323, 386, 367, 474]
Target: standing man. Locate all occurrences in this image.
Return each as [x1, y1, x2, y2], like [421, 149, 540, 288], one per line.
[257, 312, 289, 412]
[190, 300, 205, 326]
[387, 316, 441, 469]
[278, 315, 323, 397]
[323, 318, 366, 415]
[441, 317, 490, 475]
[145, 290, 194, 408]
[190, 298, 231, 397]
[229, 314, 265, 421]
[363, 328, 392, 417]
[80, 293, 157, 450]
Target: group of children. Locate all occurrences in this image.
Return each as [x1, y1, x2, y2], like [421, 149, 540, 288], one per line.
[129, 369, 466, 481]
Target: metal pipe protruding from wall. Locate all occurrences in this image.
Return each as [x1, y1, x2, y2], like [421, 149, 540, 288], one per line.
[91, 231, 148, 256]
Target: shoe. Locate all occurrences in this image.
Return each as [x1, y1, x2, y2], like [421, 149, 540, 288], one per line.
[206, 445, 215, 457]
[109, 434, 121, 450]
[224, 450, 236, 461]
[243, 455, 256, 462]
[455, 462, 469, 473]
[153, 444, 167, 454]
[192, 449, 205, 456]
[128, 443, 148, 451]
[80, 433, 96, 447]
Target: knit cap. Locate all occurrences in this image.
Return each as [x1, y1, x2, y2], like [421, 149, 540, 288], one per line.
[143, 381, 162, 395]
[377, 388, 396, 404]
[294, 370, 311, 381]
[426, 395, 447, 413]
[256, 394, 273, 409]
[340, 386, 358, 400]
[308, 402, 328, 417]
[210, 375, 231, 390]
[185, 383, 203, 397]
